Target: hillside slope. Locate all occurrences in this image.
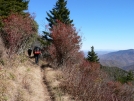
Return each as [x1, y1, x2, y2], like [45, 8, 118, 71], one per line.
[0, 60, 51, 101]
[122, 64, 134, 71]
[99, 49, 134, 70]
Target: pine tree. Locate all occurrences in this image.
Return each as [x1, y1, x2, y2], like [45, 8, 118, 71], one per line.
[87, 46, 99, 62]
[126, 70, 134, 82]
[0, 0, 29, 27]
[40, 0, 73, 47]
[0, 0, 29, 17]
[46, 0, 73, 28]
[118, 70, 134, 84]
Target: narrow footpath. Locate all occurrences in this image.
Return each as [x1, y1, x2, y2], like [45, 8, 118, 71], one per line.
[28, 56, 53, 101]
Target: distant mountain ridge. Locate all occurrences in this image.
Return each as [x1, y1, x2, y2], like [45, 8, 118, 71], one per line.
[122, 63, 134, 71]
[83, 50, 116, 57]
[99, 49, 134, 71]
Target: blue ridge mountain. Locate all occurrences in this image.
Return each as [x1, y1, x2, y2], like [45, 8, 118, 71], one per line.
[99, 49, 134, 71]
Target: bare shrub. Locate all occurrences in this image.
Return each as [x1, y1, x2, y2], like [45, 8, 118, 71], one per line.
[1, 13, 37, 58]
[61, 60, 134, 101]
[46, 44, 57, 66]
[46, 21, 82, 66]
[0, 35, 6, 56]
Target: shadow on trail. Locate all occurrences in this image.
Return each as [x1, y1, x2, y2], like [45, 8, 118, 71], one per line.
[40, 64, 52, 70]
[29, 56, 35, 59]
[27, 55, 36, 65]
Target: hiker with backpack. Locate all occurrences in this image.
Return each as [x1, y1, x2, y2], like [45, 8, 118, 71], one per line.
[33, 46, 41, 64]
[27, 48, 32, 57]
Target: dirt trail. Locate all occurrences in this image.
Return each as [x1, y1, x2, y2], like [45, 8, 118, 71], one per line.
[41, 78, 53, 101]
[40, 63, 75, 101]
[40, 67, 54, 101]
[30, 57, 72, 101]
[42, 71, 55, 101]
[28, 57, 53, 101]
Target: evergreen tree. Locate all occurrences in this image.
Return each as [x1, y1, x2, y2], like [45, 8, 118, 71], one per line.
[46, 0, 73, 28]
[126, 70, 134, 82]
[118, 70, 134, 84]
[0, 0, 29, 17]
[40, 0, 73, 47]
[87, 46, 99, 62]
[0, 0, 29, 27]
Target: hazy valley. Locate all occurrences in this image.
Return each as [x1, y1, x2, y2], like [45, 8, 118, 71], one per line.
[96, 49, 134, 71]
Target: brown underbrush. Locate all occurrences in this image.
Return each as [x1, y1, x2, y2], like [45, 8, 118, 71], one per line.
[60, 60, 134, 101]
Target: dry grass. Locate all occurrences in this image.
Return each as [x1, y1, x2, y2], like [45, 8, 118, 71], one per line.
[43, 67, 75, 101]
[0, 59, 51, 101]
[0, 52, 133, 101]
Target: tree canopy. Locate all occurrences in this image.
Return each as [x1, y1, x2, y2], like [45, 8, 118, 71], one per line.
[0, 0, 29, 27]
[40, 0, 73, 47]
[46, 0, 73, 28]
[0, 0, 29, 17]
[87, 46, 99, 63]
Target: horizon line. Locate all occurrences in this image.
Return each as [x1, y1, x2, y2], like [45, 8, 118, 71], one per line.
[81, 49, 134, 51]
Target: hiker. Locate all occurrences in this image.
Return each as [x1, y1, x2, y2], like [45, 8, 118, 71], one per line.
[33, 46, 41, 64]
[27, 48, 32, 57]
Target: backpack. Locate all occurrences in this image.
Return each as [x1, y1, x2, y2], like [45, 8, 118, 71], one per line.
[34, 47, 41, 54]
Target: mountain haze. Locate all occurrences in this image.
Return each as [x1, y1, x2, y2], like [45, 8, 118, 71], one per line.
[83, 50, 115, 57]
[122, 64, 134, 71]
[99, 49, 134, 71]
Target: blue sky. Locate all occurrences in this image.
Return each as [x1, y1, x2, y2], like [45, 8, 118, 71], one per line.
[28, 0, 134, 51]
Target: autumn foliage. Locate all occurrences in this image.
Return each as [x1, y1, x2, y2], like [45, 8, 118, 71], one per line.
[61, 59, 134, 101]
[1, 13, 37, 57]
[47, 21, 81, 66]
[46, 22, 134, 100]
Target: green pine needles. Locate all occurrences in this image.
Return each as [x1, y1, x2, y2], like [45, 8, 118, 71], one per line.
[0, 0, 29, 27]
[0, 0, 29, 17]
[87, 46, 99, 63]
[46, 0, 73, 28]
[40, 0, 73, 47]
